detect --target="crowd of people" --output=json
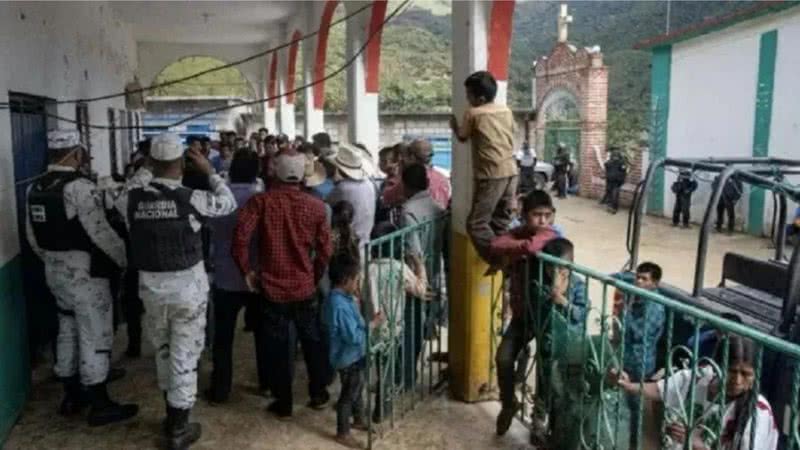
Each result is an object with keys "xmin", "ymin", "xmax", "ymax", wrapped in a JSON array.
[
  {"xmin": 24, "ymin": 68, "xmax": 778, "ymax": 450},
  {"xmin": 27, "ymin": 115, "xmax": 453, "ymax": 448}
]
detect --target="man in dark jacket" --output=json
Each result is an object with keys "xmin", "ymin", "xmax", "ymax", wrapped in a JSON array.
[
  {"xmin": 714, "ymin": 175, "xmax": 743, "ymax": 234},
  {"xmin": 602, "ymin": 149, "xmax": 627, "ymax": 214},
  {"xmin": 671, "ymin": 169, "xmax": 698, "ymax": 228},
  {"xmin": 552, "ymin": 145, "xmax": 572, "ymax": 199}
]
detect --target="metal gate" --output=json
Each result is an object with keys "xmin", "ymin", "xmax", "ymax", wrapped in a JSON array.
[
  {"xmin": 2, "ymin": 93, "xmax": 52, "ymax": 442},
  {"xmin": 544, "ymin": 121, "xmax": 581, "ymax": 173}
]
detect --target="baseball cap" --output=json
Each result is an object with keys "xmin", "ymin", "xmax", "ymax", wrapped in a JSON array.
[
  {"xmin": 274, "ymin": 149, "xmax": 306, "ymax": 183},
  {"xmin": 150, "ymin": 132, "xmax": 184, "ymax": 161}
]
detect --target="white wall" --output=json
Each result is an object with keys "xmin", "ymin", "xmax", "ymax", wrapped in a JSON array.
[
  {"xmin": 765, "ymin": 12, "xmax": 800, "ymax": 230},
  {"xmin": 0, "ymin": 2, "xmax": 138, "ymax": 265},
  {"xmin": 664, "ymin": 8, "xmax": 800, "ymax": 232}
]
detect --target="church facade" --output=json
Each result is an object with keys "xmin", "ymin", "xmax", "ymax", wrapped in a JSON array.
[{"xmin": 637, "ymin": 2, "xmax": 800, "ymax": 236}]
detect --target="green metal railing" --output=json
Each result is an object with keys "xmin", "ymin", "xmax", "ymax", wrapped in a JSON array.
[
  {"xmin": 362, "ymin": 213, "xmax": 449, "ymax": 449},
  {"xmin": 492, "ymin": 251, "xmax": 800, "ymax": 450}
]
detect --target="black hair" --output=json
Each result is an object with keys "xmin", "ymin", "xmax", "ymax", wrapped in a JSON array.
[
  {"xmin": 542, "ymin": 238, "xmax": 574, "ymax": 261},
  {"xmin": 402, "ymin": 163, "xmax": 429, "ymax": 192},
  {"xmin": 258, "ymin": 127, "xmax": 268, "ymax": 134},
  {"xmin": 379, "ymin": 146, "xmax": 398, "ymax": 159},
  {"xmin": 229, "ymin": 150, "xmax": 260, "ymax": 183},
  {"xmin": 464, "ymin": 70, "xmax": 498, "ymax": 103},
  {"xmin": 636, "ymin": 262, "xmax": 662, "ymax": 282},
  {"xmin": 186, "ymin": 135, "xmax": 202, "ymax": 145},
  {"xmin": 312, "ymin": 132, "xmax": 332, "ymax": 148},
  {"xmin": 329, "ymin": 252, "xmax": 361, "ymax": 288},
  {"xmin": 201, "ymin": 136, "xmax": 211, "ymax": 143},
  {"xmin": 521, "ymin": 189, "xmax": 555, "ymax": 214},
  {"xmin": 713, "ymin": 335, "xmax": 759, "ymax": 449},
  {"xmin": 538, "ymin": 238, "xmax": 574, "ymax": 284},
  {"xmin": 332, "ymin": 201, "xmax": 359, "ymax": 260},
  {"xmin": 137, "ymin": 139, "xmax": 151, "ymax": 156}
]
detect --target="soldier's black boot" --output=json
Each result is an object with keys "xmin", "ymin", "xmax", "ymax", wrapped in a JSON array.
[
  {"xmin": 58, "ymin": 376, "xmax": 89, "ymax": 416},
  {"xmin": 86, "ymin": 382, "xmax": 139, "ymax": 426},
  {"xmin": 166, "ymin": 406, "xmax": 202, "ymax": 450}
]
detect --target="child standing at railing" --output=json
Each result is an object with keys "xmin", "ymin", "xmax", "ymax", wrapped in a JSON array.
[
  {"xmin": 490, "ymin": 190, "xmax": 584, "ymax": 444},
  {"xmin": 613, "ymin": 335, "xmax": 779, "ymax": 450},
  {"xmin": 615, "ymin": 262, "xmax": 666, "ymax": 450},
  {"xmin": 323, "ymin": 253, "xmax": 375, "ymax": 449}
]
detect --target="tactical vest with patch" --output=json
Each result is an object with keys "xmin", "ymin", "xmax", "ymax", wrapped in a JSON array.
[
  {"xmin": 28, "ymin": 171, "xmax": 94, "ymax": 252},
  {"xmin": 128, "ymin": 183, "xmax": 203, "ymax": 272}
]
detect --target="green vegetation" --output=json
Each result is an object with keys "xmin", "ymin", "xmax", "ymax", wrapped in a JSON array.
[
  {"xmin": 152, "ymin": 1, "xmax": 755, "ymax": 147},
  {"xmin": 151, "ymin": 56, "xmax": 253, "ymax": 98}
]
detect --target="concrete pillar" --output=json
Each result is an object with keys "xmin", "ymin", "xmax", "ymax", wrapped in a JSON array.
[
  {"xmin": 448, "ymin": 0, "xmax": 494, "ymax": 403},
  {"xmin": 304, "ymin": 2, "xmax": 326, "ymax": 137},
  {"xmin": 345, "ymin": 0, "xmax": 380, "ymax": 154},
  {"xmin": 447, "ymin": 0, "xmax": 517, "ymax": 403},
  {"xmin": 278, "ymin": 46, "xmax": 296, "ymax": 138},
  {"xmin": 264, "ymin": 52, "xmax": 278, "ymax": 133}
]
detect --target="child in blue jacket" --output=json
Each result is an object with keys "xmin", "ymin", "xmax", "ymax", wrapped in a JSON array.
[{"xmin": 323, "ymin": 253, "xmax": 370, "ymax": 448}]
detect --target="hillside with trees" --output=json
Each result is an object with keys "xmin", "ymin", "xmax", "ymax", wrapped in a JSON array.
[{"xmin": 152, "ymin": 1, "xmax": 755, "ymax": 147}]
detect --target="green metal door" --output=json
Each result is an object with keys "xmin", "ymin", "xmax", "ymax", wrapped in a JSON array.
[{"xmin": 544, "ymin": 121, "xmax": 581, "ymax": 173}]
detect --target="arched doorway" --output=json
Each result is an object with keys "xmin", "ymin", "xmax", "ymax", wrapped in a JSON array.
[
  {"xmin": 147, "ymin": 56, "xmax": 257, "ymax": 137},
  {"xmin": 541, "ymin": 88, "xmax": 582, "ymax": 174},
  {"xmin": 533, "ymin": 39, "xmax": 608, "ymax": 196}
]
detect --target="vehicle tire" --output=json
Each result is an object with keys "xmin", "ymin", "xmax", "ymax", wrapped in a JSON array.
[{"xmin": 533, "ymin": 173, "xmax": 547, "ymax": 190}]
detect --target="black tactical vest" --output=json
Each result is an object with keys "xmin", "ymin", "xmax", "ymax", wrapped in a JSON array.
[
  {"xmin": 28, "ymin": 171, "xmax": 94, "ymax": 252},
  {"xmin": 128, "ymin": 183, "xmax": 204, "ymax": 272}
]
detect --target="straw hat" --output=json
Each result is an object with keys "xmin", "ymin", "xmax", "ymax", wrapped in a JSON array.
[{"xmin": 328, "ymin": 144, "xmax": 366, "ymax": 181}]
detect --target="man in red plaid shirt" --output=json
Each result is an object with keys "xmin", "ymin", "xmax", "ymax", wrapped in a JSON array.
[{"xmin": 233, "ymin": 148, "xmax": 333, "ymax": 419}]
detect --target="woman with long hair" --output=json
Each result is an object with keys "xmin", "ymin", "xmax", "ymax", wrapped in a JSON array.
[{"xmin": 614, "ymin": 334, "xmax": 778, "ymax": 450}]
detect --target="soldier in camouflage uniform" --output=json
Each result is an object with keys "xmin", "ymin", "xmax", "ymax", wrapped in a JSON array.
[
  {"xmin": 25, "ymin": 129, "xmax": 139, "ymax": 426},
  {"xmin": 115, "ymin": 132, "xmax": 236, "ymax": 449}
]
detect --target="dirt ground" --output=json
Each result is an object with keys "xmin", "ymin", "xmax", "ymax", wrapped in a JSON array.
[{"xmin": 4, "ymin": 196, "xmax": 775, "ymax": 450}]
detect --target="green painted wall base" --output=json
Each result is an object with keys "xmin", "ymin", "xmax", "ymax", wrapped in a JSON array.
[{"xmin": 0, "ymin": 255, "xmax": 29, "ymax": 444}]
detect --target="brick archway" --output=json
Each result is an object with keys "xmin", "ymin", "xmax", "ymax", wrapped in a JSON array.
[{"xmin": 534, "ymin": 43, "xmax": 608, "ymax": 197}]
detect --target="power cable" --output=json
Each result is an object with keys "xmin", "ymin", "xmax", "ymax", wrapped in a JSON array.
[
  {"xmin": 2, "ymin": 0, "xmax": 412, "ymax": 193},
  {"xmin": 12, "ymin": 0, "xmax": 410, "ymax": 132},
  {"xmin": 171, "ymin": 0, "xmax": 411, "ymax": 128},
  {"xmin": 0, "ymin": 2, "xmax": 373, "ymax": 108}
]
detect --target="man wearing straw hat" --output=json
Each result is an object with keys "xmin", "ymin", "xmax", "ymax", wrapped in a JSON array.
[
  {"xmin": 26, "ymin": 129, "xmax": 139, "ymax": 426},
  {"xmin": 326, "ymin": 144, "xmax": 377, "ymax": 250}
]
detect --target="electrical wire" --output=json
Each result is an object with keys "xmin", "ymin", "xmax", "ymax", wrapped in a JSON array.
[
  {"xmin": 1, "ymin": 0, "xmax": 412, "ymax": 194},
  {"xmin": 0, "ymin": 2, "xmax": 373, "ymax": 108},
  {"xmin": 12, "ymin": 0, "xmax": 410, "ymax": 132}
]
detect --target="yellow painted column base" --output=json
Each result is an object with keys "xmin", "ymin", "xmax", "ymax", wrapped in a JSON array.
[{"xmin": 448, "ymin": 231, "xmax": 503, "ymax": 402}]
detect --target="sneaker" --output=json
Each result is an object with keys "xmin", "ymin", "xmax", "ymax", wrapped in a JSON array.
[
  {"xmin": 267, "ymin": 400, "xmax": 292, "ymax": 420},
  {"xmin": 307, "ymin": 393, "xmax": 331, "ymax": 410},
  {"xmin": 335, "ymin": 433, "xmax": 363, "ymax": 449},
  {"xmin": 495, "ymin": 402, "xmax": 520, "ymax": 436}
]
